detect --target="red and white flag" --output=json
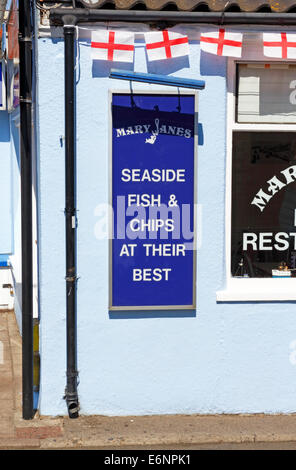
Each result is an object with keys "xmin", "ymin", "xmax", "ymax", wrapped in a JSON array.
[
  {"xmin": 145, "ymin": 31, "xmax": 189, "ymax": 61},
  {"xmin": 263, "ymin": 32, "xmax": 296, "ymax": 59},
  {"xmin": 91, "ymin": 30, "xmax": 134, "ymax": 62},
  {"xmin": 200, "ymin": 29, "xmax": 243, "ymax": 57}
]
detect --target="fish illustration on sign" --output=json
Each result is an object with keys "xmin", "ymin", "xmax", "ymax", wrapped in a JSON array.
[{"xmin": 145, "ymin": 118, "xmax": 159, "ymax": 145}]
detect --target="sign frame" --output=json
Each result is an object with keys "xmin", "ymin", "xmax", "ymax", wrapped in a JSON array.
[
  {"xmin": 108, "ymin": 90, "xmax": 198, "ymax": 311},
  {"xmin": 0, "ymin": 60, "xmax": 6, "ymax": 111}
]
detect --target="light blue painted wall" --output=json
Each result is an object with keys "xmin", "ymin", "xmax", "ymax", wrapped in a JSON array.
[
  {"xmin": 0, "ymin": 111, "xmax": 13, "ymax": 254},
  {"xmin": 0, "ymin": 110, "xmax": 21, "ymax": 329},
  {"xmin": 37, "ymin": 28, "xmax": 296, "ymax": 416},
  {"xmin": 9, "ymin": 111, "xmax": 22, "ymax": 330}
]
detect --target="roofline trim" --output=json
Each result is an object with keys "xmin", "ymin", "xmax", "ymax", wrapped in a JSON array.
[{"xmin": 50, "ymin": 8, "xmax": 296, "ymax": 25}]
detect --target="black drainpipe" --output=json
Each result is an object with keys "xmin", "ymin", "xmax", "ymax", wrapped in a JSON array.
[
  {"xmin": 19, "ymin": 0, "xmax": 34, "ymax": 420},
  {"xmin": 52, "ymin": 8, "xmax": 295, "ymax": 419},
  {"xmin": 63, "ymin": 15, "xmax": 79, "ymax": 419}
]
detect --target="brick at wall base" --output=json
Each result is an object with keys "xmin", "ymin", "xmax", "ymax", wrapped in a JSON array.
[{"xmin": 15, "ymin": 426, "xmax": 63, "ymax": 439}]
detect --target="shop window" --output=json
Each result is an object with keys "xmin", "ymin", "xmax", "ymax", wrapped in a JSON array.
[
  {"xmin": 232, "ymin": 64, "xmax": 296, "ymax": 279},
  {"xmin": 232, "ymin": 132, "xmax": 296, "ymax": 278},
  {"xmin": 237, "ymin": 63, "xmax": 296, "ymax": 123}
]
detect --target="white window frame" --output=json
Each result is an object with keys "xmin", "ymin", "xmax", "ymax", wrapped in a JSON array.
[{"xmin": 217, "ymin": 48, "xmax": 296, "ymax": 302}]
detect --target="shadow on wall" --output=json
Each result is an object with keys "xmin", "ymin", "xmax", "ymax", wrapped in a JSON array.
[
  {"xmin": 91, "ymin": 40, "xmax": 190, "ymax": 78},
  {"xmin": 11, "ymin": 269, "xmax": 22, "ymax": 333},
  {"xmin": 145, "ymin": 54, "xmax": 190, "ymax": 75},
  {"xmin": 200, "ymin": 50, "xmax": 227, "ymax": 77},
  {"xmin": 90, "ymin": 39, "xmax": 226, "ymax": 79},
  {"xmin": 10, "ymin": 114, "xmax": 20, "ymax": 167},
  {"xmin": 0, "ymin": 112, "xmax": 10, "ymax": 141},
  {"xmin": 92, "ymin": 59, "xmax": 134, "ymax": 78},
  {"xmin": 92, "ymin": 56, "xmax": 190, "ymax": 78},
  {"xmin": 109, "ymin": 309, "xmax": 196, "ymax": 319},
  {"xmin": 197, "ymin": 122, "xmax": 204, "ymax": 146},
  {"xmin": 71, "ymin": 38, "xmax": 226, "ymax": 79}
]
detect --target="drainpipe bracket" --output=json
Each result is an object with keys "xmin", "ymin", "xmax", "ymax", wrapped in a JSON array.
[
  {"xmin": 66, "ymin": 370, "xmax": 79, "ymax": 378},
  {"xmin": 64, "ymin": 386, "xmax": 80, "ymax": 419},
  {"xmin": 64, "ymin": 208, "xmax": 77, "ymax": 214},
  {"xmin": 19, "ymin": 37, "xmax": 33, "ymax": 42},
  {"xmin": 65, "ymin": 275, "xmax": 77, "ymax": 282},
  {"xmin": 20, "ymin": 98, "xmax": 33, "ymax": 104},
  {"xmin": 62, "ymin": 14, "xmax": 77, "ymax": 27}
]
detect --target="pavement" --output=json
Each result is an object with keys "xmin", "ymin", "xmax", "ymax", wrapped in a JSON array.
[{"xmin": 1, "ymin": 310, "xmax": 296, "ymax": 450}]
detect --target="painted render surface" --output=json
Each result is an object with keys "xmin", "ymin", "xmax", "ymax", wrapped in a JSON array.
[
  {"xmin": 0, "ymin": 111, "xmax": 13, "ymax": 255},
  {"xmin": 37, "ymin": 25, "xmax": 296, "ymax": 416},
  {"xmin": 9, "ymin": 111, "xmax": 22, "ymax": 327},
  {"xmin": 0, "ymin": 110, "xmax": 21, "ymax": 316}
]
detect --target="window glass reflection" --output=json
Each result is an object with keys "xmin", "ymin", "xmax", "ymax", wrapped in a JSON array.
[{"xmin": 232, "ymin": 132, "xmax": 296, "ymax": 278}]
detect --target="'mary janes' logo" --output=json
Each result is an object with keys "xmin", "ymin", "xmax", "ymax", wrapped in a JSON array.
[{"xmin": 116, "ymin": 118, "xmax": 192, "ymax": 145}]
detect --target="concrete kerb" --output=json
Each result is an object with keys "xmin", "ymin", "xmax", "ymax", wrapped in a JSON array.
[
  {"xmin": 31, "ymin": 413, "xmax": 296, "ymax": 449},
  {"xmin": 3, "ymin": 310, "xmax": 296, "ymax": 449}
]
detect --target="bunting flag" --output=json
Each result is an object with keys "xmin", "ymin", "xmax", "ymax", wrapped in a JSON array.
[
  {"xmin": 89, "ymin": 28, "xmax": 296, "ymax": 64},
  {"xmin": 144, "ymin": 31, "xmax": 189, "ymax": 61},
  {"xmin": 263, "ymin": 32, "xmax": 296, "ymax": 59},
  {"xmin": 91, "ymin": 30, "xmax": 135, "ymax": 62},
  {"xmin": 200, "ymin": 28, "xmax": 243, "ymax": 57}
]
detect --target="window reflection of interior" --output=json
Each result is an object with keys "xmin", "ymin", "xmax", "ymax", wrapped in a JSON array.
[
  {"xmin": 231, "ymin": 132, "xmax": 296, "ymax": 278},
  {"xmin": 237, "ymin": 63, "xmax": 296, "ymax": 124}
]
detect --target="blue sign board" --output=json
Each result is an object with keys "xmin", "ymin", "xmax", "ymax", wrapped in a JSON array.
[{"xmin": 111, "ymin": 93, "xmax": 197, "ymax": 310}]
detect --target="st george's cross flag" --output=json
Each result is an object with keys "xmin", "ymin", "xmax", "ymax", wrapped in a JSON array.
[
  {"xmin": 263, "ymin": 32, "xmax": 296, "ymax": 59},
  {"xmin": 144, "ymin": 31, "xmax": 189, "ymax": 61},
  {"xmin": 91, "ymin": 30, "xmax": 135, "ymax": 62},
  {"xmin": 200, "ymin": 28, "xmax": 243, "ymax": 57}
]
